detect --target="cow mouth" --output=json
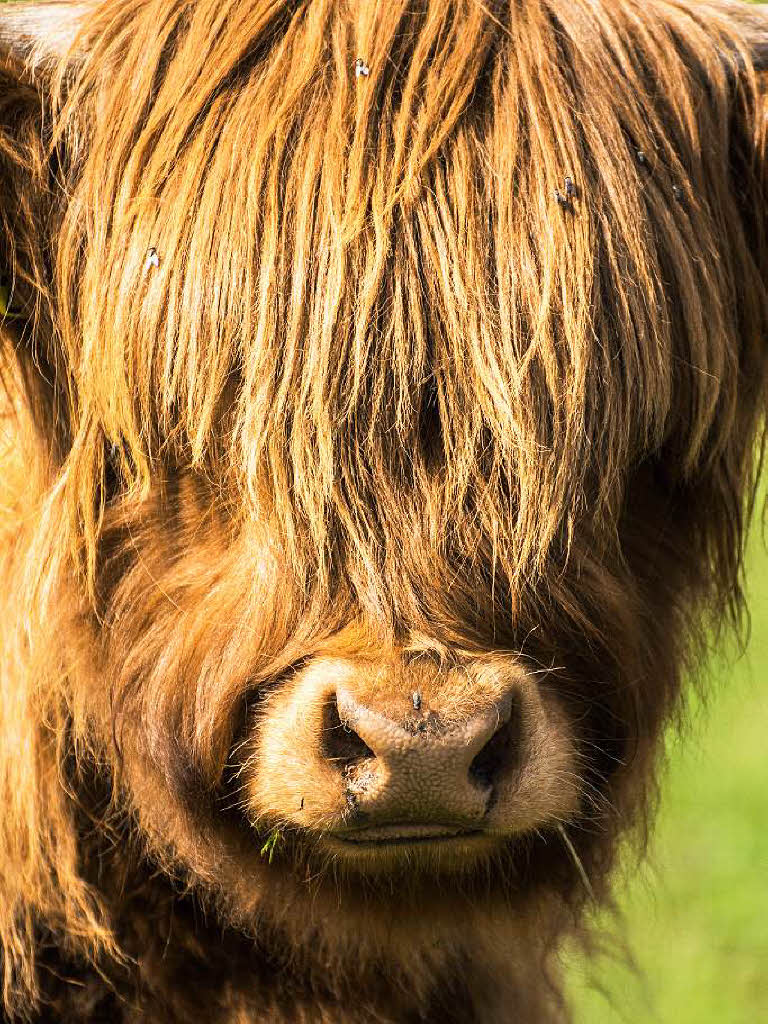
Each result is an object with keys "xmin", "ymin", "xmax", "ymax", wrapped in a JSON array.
[{"xmin": 328, "ymin": 823, "xmax": 485, "ymax": 846}]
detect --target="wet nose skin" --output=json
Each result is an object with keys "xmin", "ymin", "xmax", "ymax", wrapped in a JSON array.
[{"xmin": 331, "ymin": 687, "xmax": 516, "ymax": 825}]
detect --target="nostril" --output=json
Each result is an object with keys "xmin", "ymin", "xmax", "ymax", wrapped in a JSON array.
[
  {"xmin": 469, "ymin": 704, "xmax": 522, "ymax": 789},
  {"xmin": 321, "ymin": 693, "xmax": 375, "ymax": 772}
]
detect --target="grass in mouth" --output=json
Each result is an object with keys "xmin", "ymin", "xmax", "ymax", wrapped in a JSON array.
[{"xmin": 260, "ymin": 828, "xmax": 284, "ymax": 864}]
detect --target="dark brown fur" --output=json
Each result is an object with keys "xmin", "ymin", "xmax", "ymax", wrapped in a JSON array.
[{"xmin": 1, "ymin": 0, "xmax": 767, "ymax": 1020}]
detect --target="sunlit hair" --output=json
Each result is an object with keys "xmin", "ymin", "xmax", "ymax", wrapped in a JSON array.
[{"xmin": 1, "ymin": 0, "xmax": 767, "ymax": 1017}]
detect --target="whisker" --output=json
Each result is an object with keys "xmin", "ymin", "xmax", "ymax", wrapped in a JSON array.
[{"xmin": 556, "ymin": 824, "xmax": 596, "ymax": 903}]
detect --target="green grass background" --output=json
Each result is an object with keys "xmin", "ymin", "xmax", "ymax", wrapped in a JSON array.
[{"xmin": 567, "ymin": 480, "xmax": 768, "ymax": 1023}]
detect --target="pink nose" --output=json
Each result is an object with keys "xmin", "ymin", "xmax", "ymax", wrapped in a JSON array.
[{"xmin": 323, "ymin": 687, "xmax": 521, "ymax": 828}]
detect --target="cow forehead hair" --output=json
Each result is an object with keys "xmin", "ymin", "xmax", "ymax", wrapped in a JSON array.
[{"xmin": 3, "ymin": 0, "xmax": 768, "ymax": 612}]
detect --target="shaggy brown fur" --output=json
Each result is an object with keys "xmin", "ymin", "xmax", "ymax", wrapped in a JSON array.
[{"xmin": 1, "ymin": 0, "xmax": 768, "ymax": 1020}]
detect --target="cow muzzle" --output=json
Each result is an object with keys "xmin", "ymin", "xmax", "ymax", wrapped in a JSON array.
[{"xmin": 245, "ymin": 652, "xmax": 580, "ymax": 862}]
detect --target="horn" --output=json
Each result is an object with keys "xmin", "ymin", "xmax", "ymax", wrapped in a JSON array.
[{"xmin": 0, "ymin": 1, "xmax": 90, "ymax": 74}]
